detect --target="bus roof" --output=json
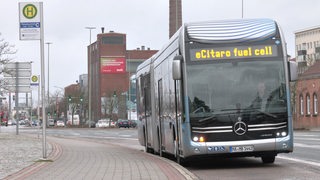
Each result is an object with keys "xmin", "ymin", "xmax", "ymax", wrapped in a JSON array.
[{"xmin": 185, "ymin": 18, "xmax": 277, "ymax": 43}]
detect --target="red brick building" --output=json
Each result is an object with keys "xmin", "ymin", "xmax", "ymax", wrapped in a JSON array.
[
  {"xmin": 295, "ymin": 61, "xmax": 320, "ymax": 129},
  {"xmin": 88, "ymin": 31, "xmax": 157, "ymax": 121}
]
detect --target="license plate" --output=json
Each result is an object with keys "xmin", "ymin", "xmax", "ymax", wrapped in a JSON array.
[{"xmin": 230, "ymin": 145, "xmax": 254, "ymax": 153}]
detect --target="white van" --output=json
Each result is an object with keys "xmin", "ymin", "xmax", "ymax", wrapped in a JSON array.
[{"xmin": 48, "ymin": 119, "xmax": 55, "ymax": 127}]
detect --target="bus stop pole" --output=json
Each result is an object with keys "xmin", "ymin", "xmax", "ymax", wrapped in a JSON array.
[{"xmin": 40, "ymin": 2, "xmax": 47, "ymax": 159}]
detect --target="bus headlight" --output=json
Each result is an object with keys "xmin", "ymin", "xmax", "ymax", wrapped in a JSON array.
[
  {"xmin": 193, "ymin": 136, "xmax": 199, "ymax": 142},
  {"xmin": 193, "ymin": 136, "xmax": 205, "ymax": 142},
  {"xmin": 281, "ymin": 131, "xmax": 287, "ymax": 137},
  {"xmin": 276, "ymin": 131, "xmax": 287, "ymax": 137}
]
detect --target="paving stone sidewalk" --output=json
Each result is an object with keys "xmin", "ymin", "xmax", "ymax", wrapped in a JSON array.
[{"xmin": 0, "ymin": 131, "xmax": 51, "ymax": 179}]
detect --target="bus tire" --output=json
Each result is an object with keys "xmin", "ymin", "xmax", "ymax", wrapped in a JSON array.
[
  {"xmin": 261, "ymin": 156, "xmax": 275, "ymax": 164},
  {"xmin": 175, "ymin": 142, "xmax": 183, "ymax": 165},
  {"xmin": 158, "ymin": 128, "xmax": 163, "ymax": 157},
  {"xmin": 144, "ymin": 129, "xmax": 153, "ymax": 153}
]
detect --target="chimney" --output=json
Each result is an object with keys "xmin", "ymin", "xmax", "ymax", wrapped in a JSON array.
[
  {"xmin": 169, "ymin": 0, "xmax": 182, "ymax": 38},
  {"xmin": 141, "ymin": 46, "xmax": 145, "ymax": 50},
  {"xmin": 101, "ymin": 27, "xmax": 104, "ymax": 33}
]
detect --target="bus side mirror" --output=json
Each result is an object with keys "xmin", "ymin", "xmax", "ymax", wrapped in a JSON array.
[
  {"xmin": 172, "ymin": 55, "xmax": 183, "ymax": 80},
  {"xmin": 288, "ymin": 61, "xmax": 297, "ymax": 81}
]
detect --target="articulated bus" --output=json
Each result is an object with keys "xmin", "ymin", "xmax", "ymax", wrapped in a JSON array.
[{"xmin": 136, "ymin": 19, "xmax": 297, "ymax": 165}]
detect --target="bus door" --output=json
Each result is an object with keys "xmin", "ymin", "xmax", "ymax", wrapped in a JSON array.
[
  {"xmin": 174, "ymin": 80, "xmax": 182, "ymax": 155},
  {"xmin": 158, "ymin": 79, "xmax": 165, "ymax": 153}
]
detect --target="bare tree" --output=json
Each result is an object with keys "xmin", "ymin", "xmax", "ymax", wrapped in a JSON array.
[
  {"xmin": 0, "ymin": 34, "xmax": 16, "ymax": 63},
  {"xmin": 67, "ymin": 85, "xmax": 84, "ymax": 125},
  {"xmin": 0, "ymin": 33, "xmax": 17, "ymax": 90},
  {"xmin": 48, "ymin": 90, "xmax": 65, "ymax": 119},
  {"xmin": 101, "ymin": 91, "xmax": 120, "ymax": 127}
]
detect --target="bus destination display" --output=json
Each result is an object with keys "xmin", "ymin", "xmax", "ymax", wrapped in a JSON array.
[{"xmin": 190, "ymin": 45, "xmax": 278, "ymax": 61}]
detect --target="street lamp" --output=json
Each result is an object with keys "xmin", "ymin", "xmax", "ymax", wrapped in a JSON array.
[
  {"xmin": 242, "ymin": 0, "xmax": 244, "ymax": 18},
  {"xmin": 85, "ymin": 27, "xmax": 96, "ymax": 128},
  {"xmin": 46, "ymin": 42, "xmax": 52, "ymax": 118}
]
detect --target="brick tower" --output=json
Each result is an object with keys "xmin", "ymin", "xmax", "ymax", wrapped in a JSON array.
[{"xmin": 169, "ymin": 0, "xmax": 182, "ymax": 38}]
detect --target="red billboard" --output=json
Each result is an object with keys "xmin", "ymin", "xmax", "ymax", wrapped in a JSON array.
[{"xmin": 100, "ymin": 57, "xmax": 126, "ymax": 74}]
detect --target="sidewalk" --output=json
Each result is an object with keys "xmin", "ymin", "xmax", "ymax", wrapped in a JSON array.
[
  {"xmin": 0, "ymin": 128, "xmax": 198, "ymax": 180},
  {"xmin": 0, "ymin": 131, "xmax": 52, "ymax": 179}
]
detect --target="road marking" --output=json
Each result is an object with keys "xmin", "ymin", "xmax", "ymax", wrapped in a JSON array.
[
  {"xmin": 294, "ymin": 143, "xmax": 320, "ymax": 149},
  {"xmin": 278, "ymin": 156, "xmax": 320, "ymax": 167},
  {"xmin": 294, "ymin": 137, "xmax": 320, "ymax": 141}
]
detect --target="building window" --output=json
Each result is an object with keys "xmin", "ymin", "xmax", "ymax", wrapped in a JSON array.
[
  {"xmin": 314, "ymin": 93, "xmax": 318, "ymax": 115},
  {"xmin": 101, "ymin": 36, "xmax": 124, "ymax": 45},
  {"xmin": 306, "ymin": 94, "xmax": 311, "ymax": 115},
  {"xmin": 300, "ymin": 95, "xmax": 304, "ymax": 115}
]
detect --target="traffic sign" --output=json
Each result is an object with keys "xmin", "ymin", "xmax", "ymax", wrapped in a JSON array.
[
  {"xmin": 31, "ymin": 75, "xmax": 38, "ymax": 82},
  {"xmin": 3, "ymin": 70, "xmax": 31, "ymax": 77},
  {"xmin": 5, "ymin": 62, "xmax": 31, "ymax": 69},
  {"xmin": 4, "ymin": 78, "xmax": 31, "ymax": 86},
  {"xmin": 3, "ymin": 62, "xmax": 32, "ymax": 93},
  {"xmin": 30, "ymin": 75, "xmax": 39, "ymax": 86},
  {"xmin": 19, "ymin": 2, "xmax": 42, "ymax": 40},
  {"xmin": 5, "ymin": 86, "xmax": 31, "ymax": 93}
]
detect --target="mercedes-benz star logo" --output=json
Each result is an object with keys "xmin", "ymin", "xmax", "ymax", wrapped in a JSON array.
[{"xmin": 234, "ymin": 121, "xmax": 247, "ymax": 135}]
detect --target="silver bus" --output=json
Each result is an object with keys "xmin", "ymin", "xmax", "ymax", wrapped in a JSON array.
[{"xmin": 136, "ymin": 19, "xmax": 297, "ymax": 165}]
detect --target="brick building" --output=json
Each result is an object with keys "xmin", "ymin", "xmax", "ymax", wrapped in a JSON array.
[
  {"xmin": 88, "ymin": 31, "xmax": 157, "ymax": 122},
  {"xmin": 294, "ymin": 25, "xmax": 320, "ymax": 129},
  {"xmin": 295, "ymin": 61, "xmax": 320, "ymax": 129}
]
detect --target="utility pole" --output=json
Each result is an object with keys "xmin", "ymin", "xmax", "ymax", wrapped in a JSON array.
[
  {"xmin": 46, "ymin": 42, "xmax": 52, "ymax": 118},
  {"xmin": 85, "ymin": 27, "xmax": 96, "ymax": 128}
]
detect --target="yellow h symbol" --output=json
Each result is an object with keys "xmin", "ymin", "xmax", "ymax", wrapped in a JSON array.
[{"xmin": 23, "ymin": 4, "xmax": 37, "ymax": 19}]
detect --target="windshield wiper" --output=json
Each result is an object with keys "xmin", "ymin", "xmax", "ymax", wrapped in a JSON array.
[
  {"xmin": 249, "ymin": 108, "xmax": 278, "ymax": 118},
  {"xmin": 198, "ymin": 115, "xmax": 217, "ymax": 123}
]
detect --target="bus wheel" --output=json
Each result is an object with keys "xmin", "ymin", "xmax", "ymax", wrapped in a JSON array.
[
  {"xmin": 144, "ymin": 134, "xmax": 152, "ymax": 153},
  {"xmin": 175, "ymin": 140, "xmax": 188, "ymax": 166},
  {"xmin": 261, "ymin": 156, "xmax": 275, "ymax": 164},
  {"xmin": 174, "ymin": 140, "xmax": 180, "ymax": 161},
  {"xmin": 158, "ymin": 130, "xmax": 163, "ymax": 157}
]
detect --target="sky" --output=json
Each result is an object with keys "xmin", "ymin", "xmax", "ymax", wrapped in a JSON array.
[{"xmin": 1, "ymin": 0, "xmax": 320, "ymax": 98}]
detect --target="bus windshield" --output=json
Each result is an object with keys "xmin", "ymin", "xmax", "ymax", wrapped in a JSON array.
[{"xmin": 186, "ymin": 59, "xmax": 287, "ymax": 122}]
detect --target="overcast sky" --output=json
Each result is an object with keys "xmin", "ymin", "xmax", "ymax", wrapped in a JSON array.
[{"xmin": 1, "ymin": 0, "xmax": 320, "ymax": 96}]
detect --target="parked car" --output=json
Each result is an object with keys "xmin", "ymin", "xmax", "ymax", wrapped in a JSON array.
[
  {"xmin": 117, "ymin": 119, "xmax": 130, "ymax": 128},
  {"xmin": 109, "ymin": 121, "xmax": 116, "ymax": 128},
  {"xmin": 48, "ymin": 119, "xmax": 55, "ymax": 127},
  {"xmin": 96, "ymin": 119, "xmax": 109, "ymax": 128},
  {"xmin": 129, "ymin": 120, "xmax": 138, "ymax": 128},
  {"xmin": 7, "ymin": 120, "xmax": 13, "ymax": 126},
  {"xmin": 85, "ymin": 120, "xmax": 96, "ymax": 128},
  {"xmin": 56, "ymin": 120, "xmax": 65, "ymax": 127}
]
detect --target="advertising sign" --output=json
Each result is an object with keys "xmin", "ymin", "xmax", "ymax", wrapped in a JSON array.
[
  {"xmin": 100, "ymin": 57, "xmax": 126, "ymax": 74},
  {"xmin": 19, "ymin": 2, "xmax": 42, "ymax": 40}
]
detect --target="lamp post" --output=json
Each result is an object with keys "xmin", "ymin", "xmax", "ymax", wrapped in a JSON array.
[
  {"xmin": 242, "ymin": 0, "xmax": 244, "ymax": 18},
  {"xmin": 46, "ymin": 42, "xmax": 52, "ymax": 118},
  {"xmin": 85, "ymin": 27, "xmax": 96, "ymax": 128}
]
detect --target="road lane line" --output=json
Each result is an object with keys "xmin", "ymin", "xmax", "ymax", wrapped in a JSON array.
[{"xmin": 278, "ymin": 156, "xmax": 320, "ymax": 167}]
